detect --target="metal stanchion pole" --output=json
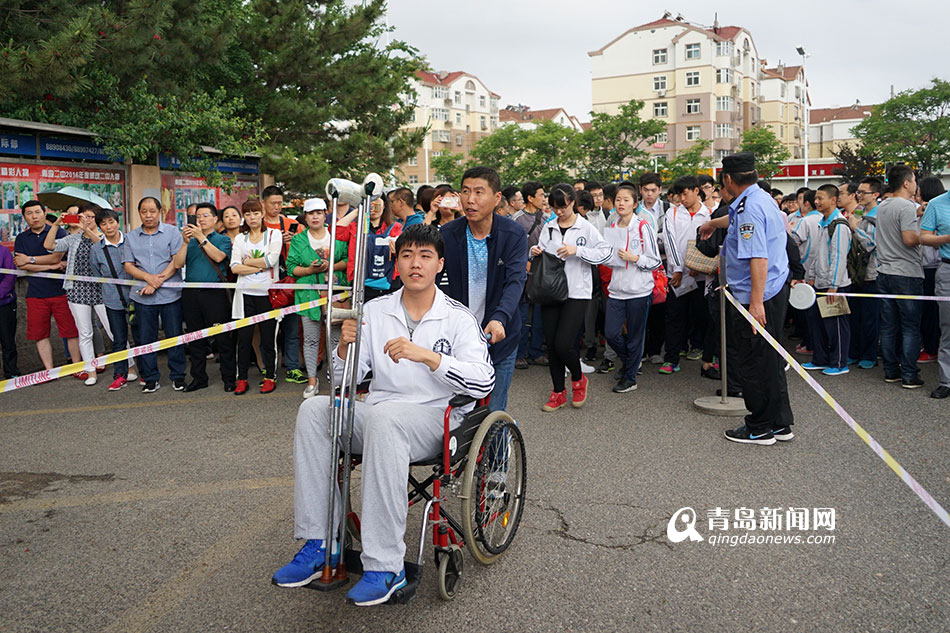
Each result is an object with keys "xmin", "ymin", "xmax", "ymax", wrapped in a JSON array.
[{"xmin": 694, "ymin": 248, "xmax": 748, "ymax": 416}]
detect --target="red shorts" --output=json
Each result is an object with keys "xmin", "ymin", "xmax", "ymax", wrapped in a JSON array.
[{"xmin": 26, "ymin": 295, "xmax": 79, "ymax": 341}]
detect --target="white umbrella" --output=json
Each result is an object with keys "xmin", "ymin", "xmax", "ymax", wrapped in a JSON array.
[{"xmin": 37, "ymin": 186, "xmax": 113, "ymax": 210}]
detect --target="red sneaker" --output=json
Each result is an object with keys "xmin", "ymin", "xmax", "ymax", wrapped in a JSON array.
[
  {"xmin": 260, "ymin": 378, "xmax": 276, "ymax": 394},
  {"xmin": 918, "ymin": 351, "xmax": 938, "ymax": 363},
  {"xmin": 234, "ymin": 379, "xmax": 249, "ymax": 395},
  {"xmin": 95, "ymin": 366, "xmax": 106, "ymax": 374},
  {"xmin": 107, "ymin": 376, "xmax": 128, "ymax": 391},
  {"xmin": 794, "ymin": 345, "xmax": 813, "ymax": 355},
  {"xmin": 571, "ymin": 375, "xmax": 588, "ymax": 408},
  {"xmin": 73, "ymin": 371, "xmax": 89, "ymax": 380},
  {"xmin": 541, "ymin": 390, "xmax": 567, "ymax": 412}
]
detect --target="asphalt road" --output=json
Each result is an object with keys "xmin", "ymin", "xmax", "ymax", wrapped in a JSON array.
[{"xmin": 1, "ymin": 339, "xmax": 948, "ymax": 633}]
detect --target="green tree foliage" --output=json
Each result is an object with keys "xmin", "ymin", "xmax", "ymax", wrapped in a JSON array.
[
  {"xmin": 853, "ymin": 79, "xmax": 950, "ymax": 176},
  {"xmin": 740, "ymin": 126, "xmax": 791, "ymax": 181},
  {"xmin": 831, "ymin": 143, "xmax": 883, "ymax": 181},
  {"xmin": 430, "ymin": 152, "xmax": 466, "ymax": 186},
  {"xmin": 467, "ymin": 120, "xmax": 581, "ymax": 187},
  {"xmin": 578, "ymin": 100, "xmax": 667, "ymax": 183},
  {"xmin": 662, "ymin": 139, "xmax": 713, "ymax": 183},
  {"xmin": 0, "ymin": 1, "xmax": 424, "ymax": 191}
]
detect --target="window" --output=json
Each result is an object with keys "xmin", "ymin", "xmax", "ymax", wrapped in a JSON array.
[
  {"xmin": 653, "ymin": 101, "xmax": 668, "ymax": 117},
  {"xmin": 479, "ymin": 95, "xmax": 486, "ymax": 107},
  {"xmin": 408, "ymin": 175, "xmax": 419, "ymax": 184},
  {"xmin": 716, "ymin": 41, "xmax": 734, "ymax": 56},
  {"xmin": 456, "ymin": 133, "xmax": 463, "ymax": 146},
  {"xmin": 465, "ymin": 80, "xmax": 476, "ymax": 91},
  {"xmin": 653, "ymin": 48, "xmax": 668, "ymax": 64},
  {"xmin": 653, "ymin": 75, "xmax": 667, "ymax": 91},
  {"xmin": 795, "ymin": 86, "xmax": 801, "ymax": 99},
  {"xmin": 716, "ymin": 68, "xmax": 734, "ymax": 84},
  {"xmin": 751, "ymin": 82, "xmax": 756, "ymax": 99},
  {"xmin": 716, "ymin": 123, "xmax": 734, "ymax": 138},
  {"xmin": 433, "ymin": 130, "xmax": 450, "ymax": 142},
  {"xmin": 408, "ymin": 156, "xmax": 418, "ymax": 166},
  {"xmin": 432, "ymin": 151, "xmax": 443, "ymax": 158},
  {"xmin": 780, "ymin": 125, "xmax": 785, "ymax": 138},
  {"xmin": 686, "ymin": 99, "xmax": 701, "ymax": 114},
  {"xmin": 780, "ymin": 83, "xmax": 787, "ymax": 98},
  {"xmin": 655, "ymin": 132, "xmax": 668, "ymax": 143},
  {"xmin": 794, "ymin": 105, "xmax": 800, "ymax": 120},
  {"xmin": 716, "ymin": 96, "xmax": 734, "ymax": 111},
  {"xmin": 480, "ymin": 115, "xmax": 487, "ymax": 129},
  {"xmin": 685, "ymin": 43, "xmax": 701, "ymax": 60},
  {"xmin": 716, "ymin": 149, "xmax": 731, "ymax": 162},
  {"xmin": 686, "ymin": 71, "xmax": 700, "ymax": 86},
  {"xmin": 686, "ymin": 126, "xmax": 701, "ymax": 141},
  {"xmin": 655, "ymin": 154, "xmax": 668, "ymax": 163},
  {"xmin": 432, "ymin": 108, "xmax": 449, "ymax": 121},
  {"xmin": 793, "ymin": 147, "xmax": 801, "ymax": 159},
  {"xmin": 432, "ymin": 86, "xmax": 448, "ymax": 100},
  {"xmin": 780, "ymin": 104, "xmax": 785, "ymax": 118},
  {"xmin": 454, "ymin": 91, "xmax": 461, "ymax": 104},
  {"xmin": 794, "ymin": 126, "xmax": 801, "ymax": 138},
  {"xmin": 455, "ymin": 112, "xmax": 462, "ymax": 124}
]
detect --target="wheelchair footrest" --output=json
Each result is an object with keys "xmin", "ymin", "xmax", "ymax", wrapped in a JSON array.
[{"xmin": 313, "ymin": 548, "xmax": 422, "ymax": 604}]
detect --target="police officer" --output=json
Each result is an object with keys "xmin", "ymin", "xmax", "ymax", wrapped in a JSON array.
[{"xmin": 702, "ymin": 152, "xmax": 794, "ymax": 445}]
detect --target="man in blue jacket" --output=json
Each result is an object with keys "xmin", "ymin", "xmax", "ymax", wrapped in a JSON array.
[{"xmin": 440, "ymin": 166, "xmax": 528, "ymax": 411}]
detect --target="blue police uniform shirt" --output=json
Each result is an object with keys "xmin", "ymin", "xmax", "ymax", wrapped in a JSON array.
[{"xmin": 723, "ymin": 184, "xmax": 789, "ymax": 304}]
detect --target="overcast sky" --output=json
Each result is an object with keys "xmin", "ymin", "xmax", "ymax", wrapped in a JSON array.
[{"xmin": 384, "ymin": 0, "xmax": 948, "ymax": 120}]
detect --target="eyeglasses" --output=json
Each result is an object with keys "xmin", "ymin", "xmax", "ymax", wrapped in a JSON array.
[
  {"xmin": 196, "ymin": 213, "xmax": 215, "ymax": 219},
  {"xmin": 856, "ymin": 190, "xmax": 874, "ymax": 196}
]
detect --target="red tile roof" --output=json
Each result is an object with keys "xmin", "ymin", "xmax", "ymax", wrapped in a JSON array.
[
  {"xmin": 589, "ymin": 16, "xmax": 748, "ymax": 56},
  {"xmin": 763, "ymin": 65, "xmax": 803, "ymax": 81},
  {"xmin": 414, "ymin": 70, "xmax": 500, "ymax": 99},
  {"xmin": 809, "ymin": 104, "xmax": 876, "ymax": 124}
]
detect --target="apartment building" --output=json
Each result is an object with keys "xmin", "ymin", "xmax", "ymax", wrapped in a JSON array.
[
  {"xmin": 808, "ymin": 103, "xmax": 875, "ymax": 159},
  {"xmin": 589, "ymin": 15, "xmax": 762, "ymax": 166},
  {"xmin": 498, "ymin": 105, "xmax": 585, "ymax": 132},
  {"xmin": 397, "ymin": 70, "xmax": 500, "ymax": 186},
  {"xmin": 760, "ymin": 64, "xmax": 807, "ymax": 159}
]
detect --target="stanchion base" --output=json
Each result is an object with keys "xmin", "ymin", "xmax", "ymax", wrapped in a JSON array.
[{"xmin": 693, "ymin": 396, "xmax": 749, "ymax": 416}]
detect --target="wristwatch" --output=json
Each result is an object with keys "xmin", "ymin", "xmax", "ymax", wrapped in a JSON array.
[
  {"xmin": 29, "ymin": 256, "xmax": 36, "ymax": 264},
  {"xmin": 200, "ymin": 238, "xmax": 209, "ymax": 247}
]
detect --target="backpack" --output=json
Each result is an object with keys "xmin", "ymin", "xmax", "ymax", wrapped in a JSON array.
[
  {"xmin": 639, "ymin": 220, "xmax": 668, "ymax": 304},
  {"xmin": 828, "ymin": 216, "xmax": 873, "ymax": 284}
]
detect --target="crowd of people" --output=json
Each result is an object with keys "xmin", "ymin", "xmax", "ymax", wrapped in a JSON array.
[{"xmin": 1, "ymin": 163, "xmax": 949, "ymax": 406}]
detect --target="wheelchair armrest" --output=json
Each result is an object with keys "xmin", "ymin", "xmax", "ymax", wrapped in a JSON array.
[{"xmin": 448, "ymin": 394, "xmax": 477, "ymax": 409}]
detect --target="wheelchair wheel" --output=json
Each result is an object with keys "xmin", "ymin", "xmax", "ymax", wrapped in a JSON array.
[
  {"xmin": 437, "ymin": 544, "xmax": 464, "ymax": 601},
  {"xmin": 460, "ymin": 411, "xmax": 526, "ymax": 565}
]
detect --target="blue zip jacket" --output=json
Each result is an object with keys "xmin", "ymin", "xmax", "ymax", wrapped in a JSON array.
[{"xmin": 439, "ymin": 214, "xmax": 528, "ymax": 363}]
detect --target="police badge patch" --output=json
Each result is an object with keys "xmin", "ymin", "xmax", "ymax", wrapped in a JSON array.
[
  {"xmin": 739, "ymin": 223, "xmax": 755, "ymax": 240},
  {"xmin": 432, "ymin": 338, "xmax": 452, "ymax": 355}
]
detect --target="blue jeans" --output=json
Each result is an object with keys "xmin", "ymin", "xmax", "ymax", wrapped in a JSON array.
[
  {"xmin": 105, "ymin": 307, "xmax": 132, "ymax": 379},
  {"xmin": 605, "ymin": 295, "xmax": 652, "ymax": 381},
  {"xmin": 281, "ymin": 315, "xmax": 300, "ymax": 371},
  {"xmin": 489, "ymin": 349, "xmax": 517, "ymax": 412},
  {"xmin": 134, "ymin": 299, "xmax": 186, "ymax": 383},
  {"xmin": 517, "ymin": 302, "xmax": 544, "ymax": 360},
  {"xmin": 877, "ymin": 273, "xmax": 923, "ymax": 381}
]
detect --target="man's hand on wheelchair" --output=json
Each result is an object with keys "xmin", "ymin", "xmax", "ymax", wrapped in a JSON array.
[
  {"xmin": 383, "ymin": 337, "xmax": 442, "ymax": 372},
  {"xmin": 483, "ymin": 320, "xmax": 505, "ymax": 344}
]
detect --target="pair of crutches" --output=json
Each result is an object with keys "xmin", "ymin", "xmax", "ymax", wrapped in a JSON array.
[{"xmin": 318, "ymin": 173, "xmax": 384, "ymax": 587}]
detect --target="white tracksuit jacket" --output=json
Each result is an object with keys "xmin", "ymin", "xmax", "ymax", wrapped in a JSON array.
[
  {"xmin": 662, "ymin": 204, "xmax": 711, "ymax": 278},
  {"xmin": 536, "ymin": 214, "xmax": 612, "ymax": 300},
  {"xmin": 604, "ymin": 216, "xmax": 662, "ymax": 300}
]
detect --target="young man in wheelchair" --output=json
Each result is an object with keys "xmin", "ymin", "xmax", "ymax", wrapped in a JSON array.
[{"xmin": 273, "ymin": 223, "xmax": 496, "ymax": 605}]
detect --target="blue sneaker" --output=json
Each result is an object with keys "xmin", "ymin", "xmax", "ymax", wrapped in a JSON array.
[
  {"xmin": 858, "ymin": 360, "xmax": 877, "ymax": 370},
  {"xmin": 847, "ymin": 357, "xmax": 859, "ymax": 366},
  {"xmin": 822, "ymin": 367, "xmax": 850, "ymax": 376},
  {"xmin": 346, "ymin": 569, "xmax": 407, "ymax": 606},
  {"xmin": 272, "ymin": 539, "xmax": 338, "ymax": 588},
  {"xmin": 802, "ymin": 362, "xmax": 828, "ymax": 371}
]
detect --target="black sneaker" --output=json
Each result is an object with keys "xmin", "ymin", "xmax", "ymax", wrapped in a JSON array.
[
  {"xmin": 515, "ymin": 357, "xmax": 529, "ymax": 370},
  {"xmin": 584, "ymin": 346, "xmax": 597, "ymax": 362},
  {"xmin": 883, "ymin": 374, "xmax": 902, "ymax": 383},
  {"xmin": 771, "ymin": 426, "xmax": 795, "ymax": 441},
  {"xmin": 612, "ymin": 378, "xmax": 638, "ymax": 393},
  {"xmin": 701, "ymin": 365, "xmax": 721, "ymax": 380},
  {"xmin": 528, "ymin": 355, "xmax": 549, "ymax": 367},
  {"xmin": 901, "ymin": 376, "xmax": 924, "ymax": 389},
  {"xmin": 142, "ymin": 381, "xmax": 160, "ymax": 394},
  {"xmin": 717, "ymin": 388, "xmax": 743, "ymax": 398},
  {"xmin": 724, "ymin": 425, "xmax": 775, "ymax": 445},
  {"xmin": 930, "ymin": 385, "xmax": 950, "ymax": 399},
  {"xmin": 184, "ymin": 380, "xmax": 208, "ymax": 393},
  {"xmin": 172, "ymin": 379, "xmax": 186, "ymax": 391},
  {"xmin": 596, "ymin": 359, "xmax": 614, "ymax": 374}
]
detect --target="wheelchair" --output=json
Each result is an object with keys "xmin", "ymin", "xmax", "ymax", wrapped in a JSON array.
[{"xmin": 310, "ymin": 393, "xmax": 526, "ymax": 602}]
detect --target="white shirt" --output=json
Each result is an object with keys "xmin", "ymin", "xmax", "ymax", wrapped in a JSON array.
[
  {"xmin": 230, "ymin": 228, "xmax": 282, "ymax": 318},
  {"xmin": 662, "ymin": 204, "xmax": 712, "ymax": 278}
]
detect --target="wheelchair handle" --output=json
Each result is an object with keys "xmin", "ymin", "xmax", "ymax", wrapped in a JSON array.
[{"xmin": 448, "ymin": 394, "xmax": 477, "ymax": 408}]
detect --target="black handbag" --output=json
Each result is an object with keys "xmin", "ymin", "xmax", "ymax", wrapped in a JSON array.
[{"xmin": 525, "ymin": 251, "xmax": 568, "ymax": 305}]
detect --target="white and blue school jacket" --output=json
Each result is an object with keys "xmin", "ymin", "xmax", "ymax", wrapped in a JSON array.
[
  {"xmin": 809, "ymin": 209, "xmax": 851, "ymax": 289},
  {"xmin": 791, "ymin": 210, "xmax": 822, "ymax": 279},
  {"xmin": 604, "ymin": 216, "xmax": 662, "ymax": 300},
  {"xmin": 853, "ymin": 205, "xmax": 878, "ymax": 282},
  {"xmin": 662, "ymin": 204, "xmax": 711, "ymax": 278},
  {"xmin": 333, "ymin": 287, "xmax": 494, "ymax": 426},
  {"xmin": 536, "ymin": 214, "xmax": 612, "ymax": 300}
]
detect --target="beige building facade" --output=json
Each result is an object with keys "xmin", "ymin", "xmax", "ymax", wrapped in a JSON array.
[{"xmin": 759, "ymin": 64, "xmax": 807, "ymax": 159}]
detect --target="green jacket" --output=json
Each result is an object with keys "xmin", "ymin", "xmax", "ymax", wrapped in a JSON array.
[{"xmin": 286, "ymin": 230, "xmax": 347, "ymax": 321}]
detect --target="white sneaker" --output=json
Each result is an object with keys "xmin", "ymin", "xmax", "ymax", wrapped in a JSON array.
[
  {"xmin": 127, "ymin": 370, "xmax": 138, "ymax": 382},
  {"xmin": 650, "ymin": 355, "xmax": 664, "ymax": 364},
  {"xmin": 84, "ymin": 374, "xmax": 97, "ymax": 386},
  {"xmin": 579, "ymin": 360, "xmax": 595, "ymax": 374},
  {"xmin": 302, "ymin": 384, "xmax": 318, "ymax": 399}
]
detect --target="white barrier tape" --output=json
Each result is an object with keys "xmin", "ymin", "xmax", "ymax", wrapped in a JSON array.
[
  {"xmin": 0, "ymin": 267, "xmax": 349, "ymax": 292},
  {"xmin": 818, "ymin": 291, "xmax": 950, "ymax": 302},
  {"xmin": 722, "ymin": 288, "xmax": 950, "ymax": 529},
  {"xmin": 0, "ymin": 291, "xmax": 350, "ymax": 394}
]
